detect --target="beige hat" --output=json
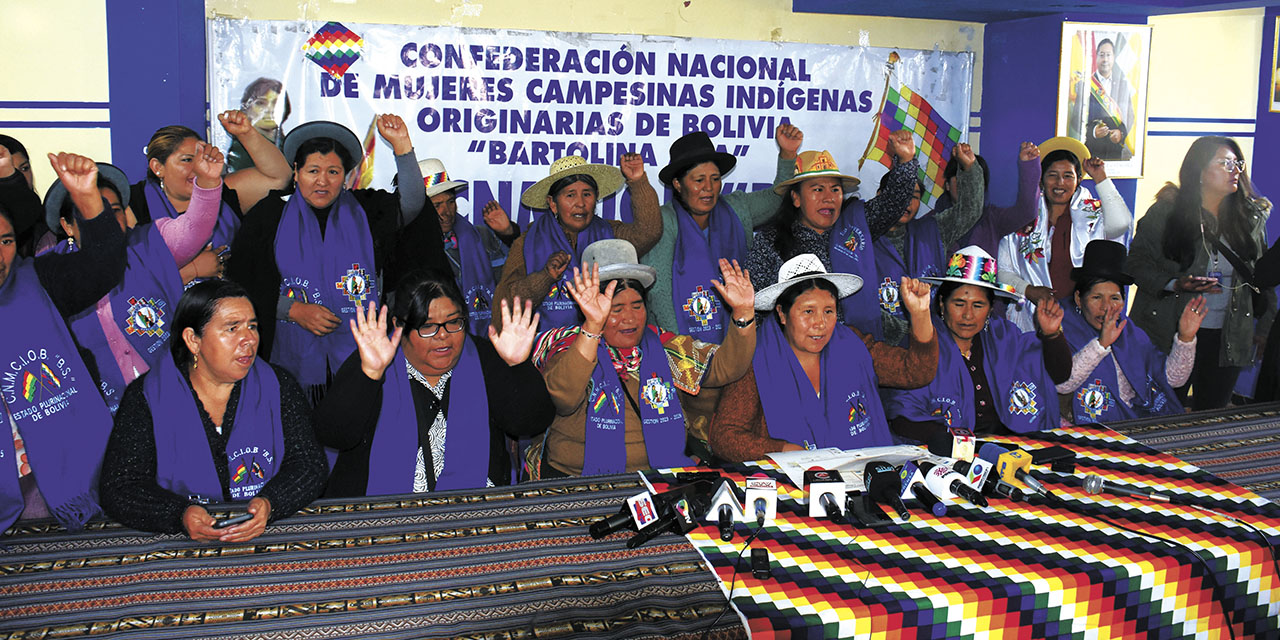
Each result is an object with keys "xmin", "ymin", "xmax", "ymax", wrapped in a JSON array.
[
  {"xmin": 581, "ymin": 239, "xmax": 657, "ymax": 289},
  {"xmin": 520, "ymin": 155, "xmax": 624, "ymax": 210},
  {"xmin": 754, "ymin": 253, "xmax": 863, "ymax": 311},
  {"xmin": 419, "ymin": 158, "xmax": 467, "ymax": 197},
  {"xmin": 772, "ymin": 150, "xmax": 861, "ymax": 195}
]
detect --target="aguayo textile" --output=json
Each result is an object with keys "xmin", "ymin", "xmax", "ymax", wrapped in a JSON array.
[
  {"xmin": 644, "ymin": 426, "xmax": 1280, "ymax": 639},
  {"xmin": 0, "ymin": 476, "xmax": 744, "ymax": 639}
]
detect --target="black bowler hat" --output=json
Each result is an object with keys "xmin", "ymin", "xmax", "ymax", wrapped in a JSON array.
[
  {"xmin": 1071, "ymin": 240, "xmax": 1134, "ymax": 286},
  {"xmin": 658, "ymin": 131, "xmax": 737, "ymax": 186}
]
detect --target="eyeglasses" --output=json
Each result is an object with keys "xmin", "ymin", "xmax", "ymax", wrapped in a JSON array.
[
  {"xmin": 1214, "ymin": 158, "xmax": 1246, "ymax": 173},
  {"xmin": 416, "ymin": 319, "xmax": 465, "ymax": 338}
]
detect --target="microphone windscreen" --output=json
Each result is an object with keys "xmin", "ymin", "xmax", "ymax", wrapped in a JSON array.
[{"xmin": 978, "ymin": 442, "xmax": 1010, "ymax": 463}]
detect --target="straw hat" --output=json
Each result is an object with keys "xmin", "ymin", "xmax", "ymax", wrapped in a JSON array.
[
  {"xmin": 581, "ymin": 239, "xmax": 656, "ymax": 289},
  {"xmin": 772, "ymin": 150, "xmax": 860, "ymax": 195},
  {"xmin": 520, "ymin": 156, "xmax": 624, "ymax": 210},
  {"xmin": 1038, "ymin": 136, "xmax": 1090, "ymax": 163},
  {"xmin": 44, "ymin": 162, "xmax": 131, "ymax": 232},
  {"xmin": 658, "ymin": 131, "xmax": 737, "ymax": 186},
  {"xmin": 919, "ymin": 245, "xmax": 1020, "ymax": 299},
  {"xmin": 754, "ymin": 253, "xmax": 863, "ymax": 311},
  {"xmin": 282, "ymin": 121, "xmax": 363, "ymax": 172},
  {"xmin": 419, "ymin": 158, "xmax": 467, "ymax": 198}
]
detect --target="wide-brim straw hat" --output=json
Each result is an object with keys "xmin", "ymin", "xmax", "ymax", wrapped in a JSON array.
[
  {"xmin": 772, "ymin": 150, "xmax": 860, "ymax": 195},
  {"xmin": 754, "ymin": 253, "xmax": 863, "ymax": 311},
  {"xmin": 581, "ymin": 238, "xmax": 656, "ymax": 290},
  {"xmin": 520, "ymin": 155, "xmax": 624, "ymax": 210},
  {"xmin": 658, "ymin": 131, "xmax": 737, "ymax": 186},
  {"xmin": 919, "ymin": 245, "xmax": 1021, "ymax": 299},
  {"xmin": 1070, "ymin": 239, "xmax": 1135, "ymax": 286},
  {"xmin": 419, "ymin": 158, "xmax": 467, "ymax": 198},
  {"xmin": 44, "ymin": 162, "xmax": 131, "ymax": 232},
  {"xmin": 282, "ymin": 121, "xmax": 363, "ymax": 172},
  {"xmin": 1039, "ymin": 136, "xmax": 1091, "ymax": 165}
]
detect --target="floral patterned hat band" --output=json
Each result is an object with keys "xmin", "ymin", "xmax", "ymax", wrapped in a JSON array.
[{"xmin": 919, "ymin": 246, "xmax": 1021, "ymax": 300}]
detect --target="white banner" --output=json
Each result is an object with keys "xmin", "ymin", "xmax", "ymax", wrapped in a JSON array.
[{"xmin": 208, "ymin": 19, "xmax": 973, "ymax": 226}]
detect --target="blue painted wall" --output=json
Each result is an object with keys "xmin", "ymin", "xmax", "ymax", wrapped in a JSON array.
[
  {"xmin": 106, "ymin": 0, "xmax": 207, "ymax": 182},
  {"xmin": 1256, "ymin": 6, "xmax": 1280, "ymax": 240}
]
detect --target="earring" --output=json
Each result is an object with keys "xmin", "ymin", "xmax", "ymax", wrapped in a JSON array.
[
  {"xmin": 66, "ymin": 237, "xmax": 76, "ymax": 250},
  {"xmin": 193, "ymin": 353, "xmax": 198, "ymax": 370},
  {"xmin": 983, "ymin": 317, "xmax": 990, "ymax": 331}
]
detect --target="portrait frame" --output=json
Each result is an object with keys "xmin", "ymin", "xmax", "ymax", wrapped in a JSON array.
[{"xmin": 1055, "ymin": 22, "xmax": 1152, "ymax": 178}]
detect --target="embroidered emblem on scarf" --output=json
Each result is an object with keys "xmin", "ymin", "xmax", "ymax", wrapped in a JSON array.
[
  {"xmin": 467, "ymin": 284, "xmax": 493, "ymax": 315},
  {"xmin": 843, "ymin": 225, "xmax": 865, "ymax": 254},
  {"xmin": 683, "ymin": 286, "xmax": 718, "ymax": 328},
  {"xmin": 124, "ymin": 297, "xmax": 167, "ymax": 338},
  {"xmin": 336, "ymin": 263, "xmax": 371, "ymax": 306},
  {"xmin": 229, "ymin": 448, "xmax": 273, "ymax": 500},
  {"xmin": 642, "ymin": 374, "xmax": 673, "ymax": 415},
  {"xmin": 846, "ymin": 390, "xmax": 871, "ymax": 436},
  {"xmin": 878, "ymin": 277, "xmax": 901, "ymax": 313},
  {"xmin": 1076, "ymin": 379, "xmax": 1113, "ymax": 421},
  {"xmin": 929, "ymin": 401, "xmax": 956, "ymax": 427},
  {"xmin": 1009, "ymin": 381, "xmax": 1039, "ymax": 416},
  {"xmin": 1147, "ymin": 375, "xmax": 1168, "ymax": 413}
]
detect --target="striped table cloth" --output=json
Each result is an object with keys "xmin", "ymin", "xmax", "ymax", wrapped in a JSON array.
[
  {"xmin": 646, "ymin": 426, "xmax": 1280, "ymax": 639},
  {"xmin": 0, "ymin": 476, "xmax": 744, "ymax": 639}
]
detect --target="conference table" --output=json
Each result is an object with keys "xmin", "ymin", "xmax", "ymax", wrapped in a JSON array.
[{"xmin": 1, "ymin": 424, "xmax": 1278, "ymax": 639}]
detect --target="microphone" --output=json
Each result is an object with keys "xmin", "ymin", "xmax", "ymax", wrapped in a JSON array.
[
  {"xmin": 717, "ymin": 504, "xmax": 734, "ymax": 541},
  {"xmin": 745, "ymin": 474, "xmax": 777, "ymax": 526},
  {"xmin": 992, "ymin": 480, "xmax": 1026, "ymax": 502},
  {"xmin": 625, "ymin": 483, "xmax": 712, "ymax": 549},
  {"xmin": 865, "ymin": 461, "xmax": 910, "ymax": 520},
  {"xmin": 590, "ymin": 490, "xmax": 659, "ymax": 539},
  {"xmin": 753, "ymin": 498, "xmax": 768, "ymax": 525},
  {"xmin": 1082, "ymin": 475, "xmax": 1171, "ymax": 502},
  {"xmin": 804, "ymin": 468, "xmax": 846, "ymax": 523},
  {"xmin": 979, "ymin": 443, "xmax": 1052, "ymax": 499},
  {"xmin": 950, "ymin": 458, "xmax": 995, "ymax": 497},
  {"xmin": 919, "ymin": 462, "xmax": 988, "ymax": 507}
]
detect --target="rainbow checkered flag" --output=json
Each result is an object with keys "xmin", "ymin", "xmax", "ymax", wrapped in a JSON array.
[
  {"xmin": 861, "ymin": 84, "xmax": 962, "ymax": 206},
  {"xmin": 303, "ymin": 21, "xmax": 364, "ymax": 79},
  {"xmin": 348, "ymin": 117, "xmax": 377, "ymax": 190}
]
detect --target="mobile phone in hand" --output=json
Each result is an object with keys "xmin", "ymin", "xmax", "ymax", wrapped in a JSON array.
[{"xmin": 213, "ymin": 512, "xmax": 253, "ymax": 529}]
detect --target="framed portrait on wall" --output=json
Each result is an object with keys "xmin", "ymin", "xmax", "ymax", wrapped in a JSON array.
[
  {"xmin": 1271, "ymin": 17, "xmax": 1280, "ymax": 112},
  {"xmin": 1055, "ymin": 22, "xmax": 1152, "ymax": 178}
]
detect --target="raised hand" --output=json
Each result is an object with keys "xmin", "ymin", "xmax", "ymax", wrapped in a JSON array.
[
  {"xmin": 1098, "ymin": 303, "xmax": 1127, "ymax": 348},
  {"xmin": 481, "ymin": 200, "xmax": 514, "ymax": 235},
  {"xmin": 1034, "ymin": 296, "xmax": 1064, "ymax": 336},
  {"xmin": 350, "ymin": 300, "xmax": 403, "ymax": 380},
  {"xmin": 1177, "ymin": 295, "xmax": 1207, "ymax": 343},
  {"xmin": 619, "ymin": 152, "xmax": 645, "ymax": 183},
  {"xmin": 1083, "ymin": 157, "xmax": 1107, "ymax": 182},
  {"xmin": 1019, "ymin": 141, "xmax": 1040, "ymax": 162},
  {"xmin": 375, "ymin": 114, "xmax": 413, "ymax": 155},
  {"xmin": 566, "ymin": 262, "xmax": 616, "ymax": 334},
  {"xmin": 0, "ymin": 144, "xmax": 12, "ymax": 179},
  {"xmin": 192, "ymin": 142, "xmax": 224, "ymax": 189},
  {"xmin": 543, "ymin": 250, "xmax": 571, "ymax": 281},
  {"xmin": 48, "ymin": 152, "xmax": 104, "ymax": 219},
  {"xmin": 900, "ymin": 277, "xmax": 932, "ymax": 317},
  {"xmin": 290, "ymin": 301, "xmax": 341, "ymax": 337},
  {"xmin": 953, "ymin": 143, "xmax": 976, "ymax": 170},
  {"xmin": 775, "ymin": 123, "xmax": 804, "ymax": 160},
  {"xmin": 888, "ymin": 130, "xmax": 917, "ymax": 164},
  {"xmin": 489, "ymin": 297, "xmax": 540, "ymax": 366},
  {"xmin": 218, "ymin": 110, "xmax": 255, "ymax": 138},
  {"xmin": 710, "ymin": 259, "xmax": 754, "ymax": 321},
  {"xmin": 181, "ymin": 244, "xmax": 229, "ymax": 283}
]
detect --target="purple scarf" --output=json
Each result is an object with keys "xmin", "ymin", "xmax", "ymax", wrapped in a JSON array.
[
  {"xmin": 523, "ymin": 212, "xmax": 613, "ymax": 331},
  {"xmin": 884, "ymin": 316, "xmax": 1059, "ymax": 433},
  {"xmin": 452, "ymin": 215, "xmax": 496, "ymax": 337},
  {"xmin": 0, "ymin": 260, "xmax": 112, "ymax": 531},
  {"xmin": 670, "ymin": 199, "xmax": 747, "ymax": 342},
  {"xmin": 753, "ymin": 318, "xmax": 891, "ymax": 450},
  {"xmin": 366, "ymin": 338, "xmax": 490, "ymax": 493},
  {"xmin": 873, "ymin": 217, "xmax": 944, "ymax": 332},
  {"xmin": 144, "ymin": 179, "xmax": 240, "ymax": 249},
  {"xmin": 66, "ymin": 225, "xmax": 184, "ymax": 414},
  {"xmin": 828, "ymin": 200, "xmax": 883, "ymax": 338},
  {"xmin": 1061, "ymin": 306, "xmax": 1183, "ymax": 423},
  {"xmin": 583, "ymin": 327, "xmax": 690, "ymax": 475},
  {"xmin": 149, "ymin": 355, "xmax": 283, "ymax": 503},
  {"xmin": 272, "ymin": 189, "xmax": 377, "ymax": 386}
]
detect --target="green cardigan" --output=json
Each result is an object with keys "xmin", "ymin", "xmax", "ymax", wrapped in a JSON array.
[
  {"xmin": 1128, "ymin": 197, "xmax": 1274, "ymax": 367},
  {"xmin": 642, "ymin": 156, "xmax": 795, "ymax": 332}
]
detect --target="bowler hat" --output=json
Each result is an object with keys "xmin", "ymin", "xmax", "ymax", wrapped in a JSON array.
[{"xmin": 659, "ymin": 132, "xmax": 737, "ymax": 186}]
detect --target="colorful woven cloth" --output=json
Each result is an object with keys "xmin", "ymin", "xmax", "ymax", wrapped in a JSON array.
[
  {"xmin": 0, "ymin": 476, "xmax": 744, "ymax": 639},
  {"xmin": 646, "ymin": 426, "xmax": 1280, "ymax": 639}
]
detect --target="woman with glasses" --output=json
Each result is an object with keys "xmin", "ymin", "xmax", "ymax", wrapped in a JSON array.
[
  {"xmin": 314, "ymin": 268, "xmax": 553, "ymax": 497},
  {"xmin": 1128, "ymin": 136, "xmax": 1273, "ymax": 409}
]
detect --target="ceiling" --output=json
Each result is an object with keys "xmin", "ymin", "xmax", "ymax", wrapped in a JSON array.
[{"xmin": 791, "ymin": 0, "xmax": 1280, "ymax": 23}]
